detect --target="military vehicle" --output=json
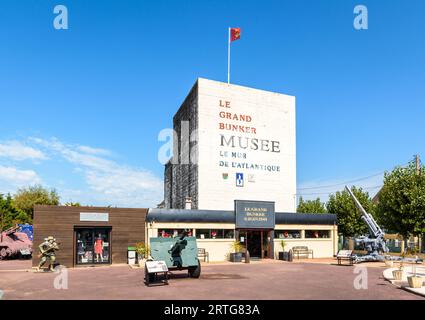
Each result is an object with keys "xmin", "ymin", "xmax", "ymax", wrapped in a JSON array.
[
  {"xmin": 145, "ymin": 231, "xmax": 201, "ymax": 284},
  {"xmin": 0, "ymin": 225, "xmax": 33, "ymax": 260}
]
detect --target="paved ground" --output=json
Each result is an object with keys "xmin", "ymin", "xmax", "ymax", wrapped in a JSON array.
[{"xmin": 0, "ymin": 259, "xmax": 423, "ymax": 300}]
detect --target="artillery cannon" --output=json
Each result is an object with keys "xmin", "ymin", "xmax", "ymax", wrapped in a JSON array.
[
  {"xmin": 345, "ymin": 186, "xmax": 422, "ymax": 264},
  {"xmin": 145, "ymin": 231, "xmax": 201, "ymax": 285},
  {"xmin": 0, "ymin": 225, "xmax": 33, "ymax": 260}
]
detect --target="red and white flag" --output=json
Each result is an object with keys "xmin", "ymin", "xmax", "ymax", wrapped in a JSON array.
[{"xmin": 230, "ymin": 27, "xmax": 241, "ymax": 42}]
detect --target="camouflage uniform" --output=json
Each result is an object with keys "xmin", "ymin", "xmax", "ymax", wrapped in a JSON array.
[{"xmin": 38, "ymin": 236, "xmax": 60, "ymax": 271}]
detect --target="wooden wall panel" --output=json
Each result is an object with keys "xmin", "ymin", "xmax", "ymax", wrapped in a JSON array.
[{"xmin": 32, "ymin": 205, "xmax": 147, "ymax": 268}]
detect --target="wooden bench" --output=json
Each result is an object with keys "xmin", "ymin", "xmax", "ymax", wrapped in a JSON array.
[
  {"xmin": 336, "ymin": 250, "xmax": 355, "ymax": 265},
  {"xmin": 197, "ymin": 248, "xmax": 209, "ymax": 263},
  {"xmin": 292, "ymin": 246, "xmax": 314, "ymax": 259}
]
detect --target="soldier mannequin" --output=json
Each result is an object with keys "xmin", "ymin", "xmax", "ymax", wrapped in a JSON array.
[
  {"xmin": 168, "ymin": 230, "xmax": 189, "ymax": 269},
  {"xmin": 37, "ymin": 236, "xmax": 60, "ymax": 271}
]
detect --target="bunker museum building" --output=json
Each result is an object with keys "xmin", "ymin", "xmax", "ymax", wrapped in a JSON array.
[{"xmin": 32, "ymin": 78, "xmax": 338, "ymax": 267}]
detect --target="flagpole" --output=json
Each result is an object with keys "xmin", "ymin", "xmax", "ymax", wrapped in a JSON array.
[{"xmin": 227, "ymin": 27, "xmax": 231, "ymax": 84}]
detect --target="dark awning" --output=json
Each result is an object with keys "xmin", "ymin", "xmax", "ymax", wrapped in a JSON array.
[
  {"xmin": 276, "ymin": 212, "xmax": 336, "ymax": 225},
  {"xmin": 147, "ymin": 208, "xmax": 336, "ymax": 225}
]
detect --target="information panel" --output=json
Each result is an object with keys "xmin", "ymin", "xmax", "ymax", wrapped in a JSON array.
[{"xmin": 145, "ymin": 260, "xmax": 169, "ymax": 273}]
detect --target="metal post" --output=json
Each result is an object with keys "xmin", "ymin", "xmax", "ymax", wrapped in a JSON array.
[{"xmin": 227, "ymin": 27, "xmax": 231, "ymax": 84}]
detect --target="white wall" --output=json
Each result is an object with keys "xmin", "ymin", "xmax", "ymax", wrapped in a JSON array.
[
  {"xmin": 196, "ymin": 78, "xmax": 296, "ymax": 212},
  {"xmin": 196, "ymin": 239, "xmax": 234, "ymax": 262},
  {"xmin": 274, "ymin": 239, "xmax": 335, "ymax": 259}
]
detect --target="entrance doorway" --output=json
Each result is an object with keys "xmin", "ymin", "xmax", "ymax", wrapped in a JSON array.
[
  {"xmin": 247, "ymin": 231, "xmax": 262, "ymax": 258},
  {"xmin": 75, "ymin": 227, "xmax": 111, "ymax": 265},
  {"xmin": 238, "ymin": 230, "xmax": 273, "ymax": 259}
]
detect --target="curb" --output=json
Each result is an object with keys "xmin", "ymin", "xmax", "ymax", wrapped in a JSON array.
[{"xmin": 382, "ymin": 268, "xmax": 425, "ymax": 298}]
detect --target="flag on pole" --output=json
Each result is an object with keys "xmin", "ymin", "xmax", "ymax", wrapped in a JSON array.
[
  {"xmin": 230, "ymin": 27, "xmax": 241, "ymax": 42},
  {"xmin": 228, "ymin": 27, "xmax": 241, "ymax": 84}
]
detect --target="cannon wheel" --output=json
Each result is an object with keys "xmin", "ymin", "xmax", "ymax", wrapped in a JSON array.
[
  {"xmin": 144, "ymin": 265, "xmax": 155, "ymax": 285},
  {"xmin": 188, "ymin": 260, "xmax": 201, "ymax": 278}
]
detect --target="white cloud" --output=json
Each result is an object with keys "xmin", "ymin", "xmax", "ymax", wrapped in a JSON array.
[
  {"xmin": 0, "ymin": 141, "xmax": 47, "ymax": 161},
  {"xmin": 30, "ymin": 137, "xmax": 163, "ymax": 207},
  {"xmin": 77, "ymin": 145, "xmax": 112, "ymax": 156},
  {"xmin": 29, "ymin": 137, "xmax": 113, "ymax": 171},
  {"xmin": 0, "ymin": 165, "xmax": 42, "ymax": 190}
]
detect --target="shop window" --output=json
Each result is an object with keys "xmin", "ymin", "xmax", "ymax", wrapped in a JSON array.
[
  {"xmin": 275, "ymin": 230, "xmax": 301, "ymax": 239},
  {"xmin": 196, "ymin": 229, "xmax": 235, "ymax": 239},
  {"xmin": 223, "ymin": 229, "xmax": 235, "ymax": 239},
  {"xmin": 305, "ymin": 230, "xmax": 330, "ymax": 239},
  {"xmin": 158, "ymin": 229, "xmax": 193, "ymax": 238},
  {"xmin": 76, "ymin": 228, "xmax": 111, "ymax": 265}
]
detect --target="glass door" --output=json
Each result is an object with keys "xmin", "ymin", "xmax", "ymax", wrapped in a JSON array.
[
  {"xmin": 76, "ymin": 228, "xmax": 111, "ymax": 265},
  {"xmin": 247, "ymin": 231, "xmax": 262, "ymax": 258}
]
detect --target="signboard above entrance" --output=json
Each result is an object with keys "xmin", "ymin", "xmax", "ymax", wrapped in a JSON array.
[
  {"xmin": 79, "ymin": 212, "xmax": 109, "ymax": 222},
  {"xmin": 235, "ymin": 200, "xmax": 275, "ymax": 229}
]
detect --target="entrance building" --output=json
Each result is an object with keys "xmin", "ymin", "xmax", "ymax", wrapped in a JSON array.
[{"xmin": 146, "ymin": 207, "xmax": 338, "ymax": 262}]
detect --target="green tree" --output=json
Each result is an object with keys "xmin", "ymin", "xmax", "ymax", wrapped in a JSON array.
[
  {"xmin": 326, "ymin": 186, "xmax": 375, "ymax": 237},
  {"xmin": 0, "ymin": 194, "xmax": 30, "ymax": 231},
  {"xmin": 64, "ymin": 202, "xmax": 81, "ymax": 207},
  {"xmin": 297, "ymin": 197, "xmax": 327, "ymax": 213},
  {"xmin": 13, "ymin": 185, "xmax": 60, "ymax": 219},
  {"xmin": 376, "ymin": 161, "xmax": 425, "ymax": 239}
]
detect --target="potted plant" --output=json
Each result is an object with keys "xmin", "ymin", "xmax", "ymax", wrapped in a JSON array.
[
  {"xmin": 229, "ymin": 241, "xmax": 243, "ymax": 262},
  {"xmin": 392, "ymin": 260, "xmax": 404, "ymax": 281},
  {"xmin": 407, "ymin": 259, "xmax": 423, "ymax": 289},
  {"xmin": 135, "ymin": 242, "xmax": 149, "ymax": 267},
  {"xmin": 278, "ymin": 240, "xmax": 289, "ymax": 261}
]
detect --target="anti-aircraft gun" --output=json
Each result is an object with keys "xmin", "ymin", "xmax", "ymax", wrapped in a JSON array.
[
  {"xmin": 345, "ymin": 186, "xmax": 388, "ymax": 262},
  {"xmin": 345, "ymin": 186, "xmax": 422, "ymax": 264}
]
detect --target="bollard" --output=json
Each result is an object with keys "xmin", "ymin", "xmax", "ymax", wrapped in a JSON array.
[
  {"xmin": 288, "ymin": 249, "xmax": 293, "ymax": 262},
  {"xmin": 245, "ymin": 250, "xmax": 250, "ymax": 263}
]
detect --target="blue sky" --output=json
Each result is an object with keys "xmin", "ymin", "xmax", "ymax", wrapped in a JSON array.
[{"xmin": 0, "ymin": 0, "xmax": 424, "ymax": 207}]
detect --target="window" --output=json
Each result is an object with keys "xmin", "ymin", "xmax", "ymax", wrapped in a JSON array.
[
  {"xmin": 305, "ymin": 230, "xmax": 330, "ymax": 238},
  {"xmin": 196, "ymin": 229, "xmax": 235, "ymax": 239},
  {"xmin": 158, "ymin": 229, "xmax": 193, "ymax": 238},
  {"xmin": 223, "ymin": 229, "xmax": 235, "ymax": 239},
  {"xmin": 275, "ymin": 230, "xmax": 301, "ymax": 239},
  {"xmin": 76, "ymin": 227, "xmax": 111, "ymax": 265}
]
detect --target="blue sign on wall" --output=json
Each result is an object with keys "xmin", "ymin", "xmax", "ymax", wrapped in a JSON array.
[
  {"xmin": 236, "ymin": 173, "xmax": 244, "ymax": 187},
  {"xmin": 235, "ymin": 200, "xmax": 275, "ymax": 229},
  {"xmin": 18, "ymin": 224, "xmax": 33, "ymax": 241}
]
